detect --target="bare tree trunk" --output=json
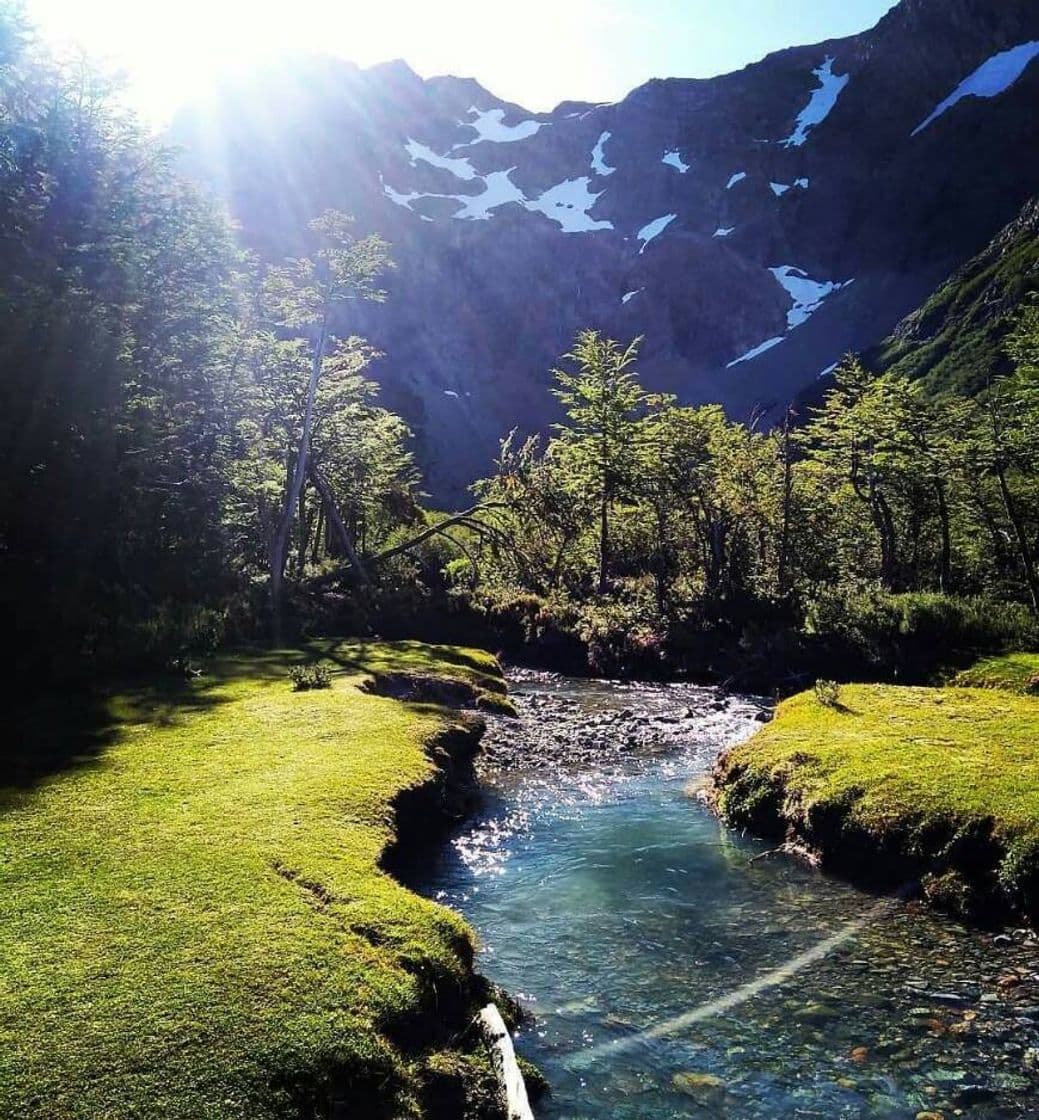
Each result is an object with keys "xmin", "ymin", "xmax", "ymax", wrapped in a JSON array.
[
  {"xmin": 310, "ymin": 505, "xmax": 324, "ymax": 566},
  {"xmin": 996, "ymin": 465, "xmax": 1039, "ymax": 615},
  {"xmin": 777, "ymin": 412, "xmax": 794, "ymax": 595},
  {"xmin": 269, "ymin": 315, "xmax": 328, "ymax": 641},
  {"xmin": 934, "ymin": 479, "xmax": 952, "ymax": 593},
  {"xmin": 598, "ymin": 494, "xmax": 610, "ymax": 595},
  {"xmin": 308, "ymin": 464, "xmax": 371, "ymax": 588},
  {"xmin": 476, "ymin": 1005, "xmax": 534, "ymax": 1120}
]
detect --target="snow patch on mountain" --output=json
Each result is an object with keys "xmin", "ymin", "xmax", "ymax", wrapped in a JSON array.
[
  {"xmin": 452, "ymin": 169, "xmax": 526, "ymax": 220},
  {"xmin": 912, "ymin": 41, "xmax": 1039, "ymax": 136},
  {"xmin": 461, "ymin": 106, "xmax": 543, "ymax": 144},
  {"xmin": 727, "ymin": 336, "xmax": 784, "ymax": 367},
  {"xmin": 726, "ymin": 266, "xmax": 852, "ymax": 367},
  {"xmin": 662, "ymin": 149, "xmax": 689, "ymax": 173},
  {"xmin": 636, "ymin": 213, "xmax": 677, "ymax": 253},
  {"xmin": 713, "ymin": 227, "xmax": 735, "ymax": 238},
  {"xmin": 405, "ymin": 138, "xmax": 477, "ymax": 180},
  {"xmin": 726, "ymin": 171, "xmax": 747, "ymax": 189},
  {"xmin": 771, "ymin": 179, "xmax": 809, "ymax": 197},
  {"xmin": 525, "ymin": 178, "xmax": 613, "ymax": 233},
  {"xmin": 621, "ymin": 288, "xmax": 644, "ymax": 304},
  {"xmin": 591, "ymin": 131, "xmax": 616, "ymax": 176},
  {"xmin": 781, "ymin": 57, "xmax": 850, "ymax": 147},
  {"xmin": 382, "ymin": 179, "xmax": 425, "ymax": 210},
  {"xmin": 770, "ymin": 266, "xmax": 852, "ymax": 329}
]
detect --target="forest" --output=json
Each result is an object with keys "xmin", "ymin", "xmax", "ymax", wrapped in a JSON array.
[{"xmin": 2, "ymin": 1, "xmax": 1036, "ymax": 693}]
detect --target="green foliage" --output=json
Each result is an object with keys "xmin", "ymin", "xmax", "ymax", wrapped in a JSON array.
[
  {"xmin": 871, "ymin": 198, "xmax": 1039, "ymax": 396},
  {"xmin": 0, "ymin": 639, "xmax": 503, "ymax": 1119},
  {"xmin": 813, "ymin": 679, "xmax": 841, "ymax": 708},
  {"xmin": 288, "ymin": 663, "xmax": 333, "ymax": 690},
  {"xmin": 467, "ymin": 314, "xmax": 1039, "ymax": 676},
  {"xmin": 0, "ymin": 9, "xmax": 419, "ymax": 671}
]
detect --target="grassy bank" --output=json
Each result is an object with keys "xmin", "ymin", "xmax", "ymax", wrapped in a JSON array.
[
  {"xmin": 0, "ymin": 639, "xmax": 508, "ymax": 1120},
  {"xmin": 951, "ymin": 651, "xmax": 1039, "ymax": 695},
  {"xmin": 713, "ymin": 679, "xmax": 1039, "ymax": 923}
]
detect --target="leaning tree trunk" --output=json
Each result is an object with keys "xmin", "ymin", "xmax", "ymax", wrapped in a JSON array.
[
  {"xmin": 307, "ymin": 464, "xmax": 371, "ymax": 588},
  {"xmin": 934, "ymin": 479, "xmax": 952, "ymax": 593},
  {"xmin": 996, "ymin": 464, "xmax": 1039, "ymax": 615},
  {"xmin": 269, "ymin": 314, "xmax": 328, "ymax": 642}
]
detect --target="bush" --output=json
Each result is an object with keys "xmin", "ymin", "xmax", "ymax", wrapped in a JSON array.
[
  {"xmin": 289, "ymin": 664, "xmax": 332, "ymax": 691},
  {"xmin": 814, "ymin": 679, "xmax": 841, "ymax": 708},
  {"xmin": 576, "ymin": 581, "xmax": 667, "ymax": 677},
  {"xmin": 803, "ymin": 584, "xmax": 1039, "ymax": 680}
]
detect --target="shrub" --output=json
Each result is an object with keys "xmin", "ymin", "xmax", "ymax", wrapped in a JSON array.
[
  {"xmin": 289, "ymin": 664, "xmax": 332, "ymax": 691},
  {"xmin": 803, "ymin": 583, "xmax": 1039, "ymax": 680},
  {"xmin": 813, "ymin": 679, "xmax": 841, "ymax": 708}
]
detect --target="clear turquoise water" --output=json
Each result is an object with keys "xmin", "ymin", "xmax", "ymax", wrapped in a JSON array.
[{"xmin": 414, "ymin": 675, "xmax": 1038, "ymax": 1119}]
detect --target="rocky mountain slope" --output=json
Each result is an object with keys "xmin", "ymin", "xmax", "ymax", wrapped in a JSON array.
[
  {"xmin": 869, "ymin": 194, "xmax": 1039, "ymax": 395},
  {"xmin": 174, "ymin": 0, "xmax": 1039, "ymax": 501}
]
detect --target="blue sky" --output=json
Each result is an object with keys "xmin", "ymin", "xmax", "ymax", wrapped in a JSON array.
[{"xmin": 27, "ymin": 0, "xmax": 899, "ymax": 120}]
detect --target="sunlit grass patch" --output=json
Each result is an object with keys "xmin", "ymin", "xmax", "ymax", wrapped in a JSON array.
[
  {"xmin": 715, "ymin": 682, "xmax": 1039, "ymax": 922},
  {"xmin": 0, "ymin": 639, "xmax": 502, "ymax": 1119},
  {"xmin": 951, "ymin": 651, "xmax": 1039, "ymax": 695}
]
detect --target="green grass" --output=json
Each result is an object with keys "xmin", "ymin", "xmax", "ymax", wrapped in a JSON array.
[
  {"xmin": 0, "ymin": 639, "xmax": 505, "ymax": 1120},
  {"xmin": 950, "ymin": 651, "xmax": 1039, "ymax": 695},
  {"xmin": 715, "ymin": 682, "xmax": 1039, "ymax": 920}
]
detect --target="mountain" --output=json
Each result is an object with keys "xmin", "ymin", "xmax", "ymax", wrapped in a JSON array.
[
  {"xmin": 173, "ymin": 0, "xmax": 1039, "ymax": 501},
  {"xmin": 869, "ymin": 194, "xmax": 1039, "ymax": 395}
]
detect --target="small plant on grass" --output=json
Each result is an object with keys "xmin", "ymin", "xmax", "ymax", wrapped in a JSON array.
[
  {"xmin": 814, "ymin": 679, "xmax": 842, "ymax": 708},
  {"xmin": 289, "ymin": 664, "xmax": 332, "ymax": 691}
]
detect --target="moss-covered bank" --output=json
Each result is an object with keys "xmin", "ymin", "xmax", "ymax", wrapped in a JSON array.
[
  {"xmin": 712, "ymin": 680, "xmax": 1039, "ymax": 925},
  {"xmin": 0, "ymin": 639, "xmax": 514, "ymax": 1120}
]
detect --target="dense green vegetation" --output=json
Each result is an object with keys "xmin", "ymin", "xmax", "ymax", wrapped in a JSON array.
[
  {"xmin": 714, "ymin": 680, "xmax": 1039, "ymax": 922},
  {"xmin": 0, "ymin": 6, "xmax": 425, "ymax": 678},
  {"xmin": 871, "ymin": 196, "xmax": 1039, "ymax": 397},
  {"xmin": 0, "ymin": 639, "xmax": 508, "ymax": 1120},
  {"xmin": 462, "ymin": 312, "xmax": 1039, "ymax": 678}
]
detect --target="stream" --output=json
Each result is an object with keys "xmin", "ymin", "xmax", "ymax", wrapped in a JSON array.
[{"xmin": 412, "ymin": 671, "xmax": 1039, "ymax": 1119}]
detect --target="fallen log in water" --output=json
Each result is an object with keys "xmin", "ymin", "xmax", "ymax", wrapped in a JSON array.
[{"xmin": 477, "ymin": 1004, "xmax": 535, "ymax": 1120}]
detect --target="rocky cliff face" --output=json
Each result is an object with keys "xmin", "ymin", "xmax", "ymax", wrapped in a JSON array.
[{"xmin": 173, "ymin": 0, "xmax": 1039, "ymax": 501}]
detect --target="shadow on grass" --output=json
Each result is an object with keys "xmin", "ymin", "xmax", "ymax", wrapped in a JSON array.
[
  {"xmin": 0, "ymin": 637, "xmax": 496, "ymax": 794},
  {"xmin": 0, "ymin": 654, "xmax": 288, "ymax": 792}
]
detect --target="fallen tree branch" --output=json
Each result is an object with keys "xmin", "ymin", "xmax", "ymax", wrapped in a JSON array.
[
  {"xmin": 370, "ymin": 503, "xmax": 508, "ymax": 565},
  {"xmin": 476, "ymin": 1004, "xmax": 534, "ymax": 1120}
]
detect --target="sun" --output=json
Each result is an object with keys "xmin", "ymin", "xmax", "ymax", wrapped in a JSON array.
[
  {"xmin": 25, "ymin": 0, "xmax": 341, "ymax": 123},
  {"xmin": 23, "ymin": 0, "xmax": 625, "ymax": 126}
]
